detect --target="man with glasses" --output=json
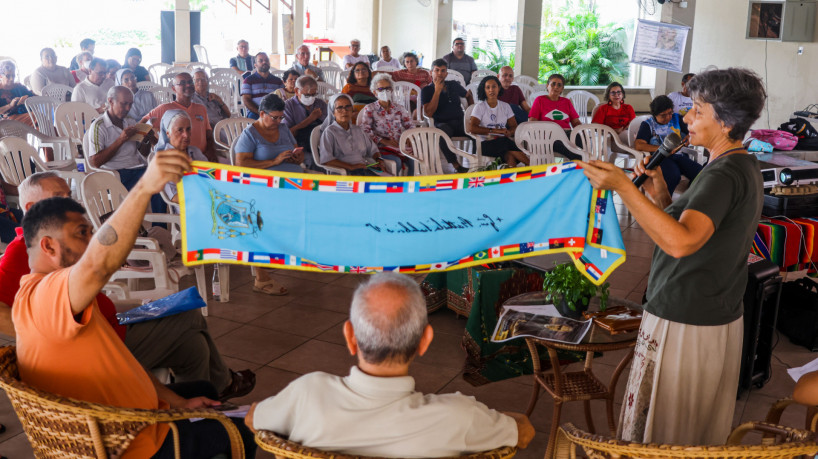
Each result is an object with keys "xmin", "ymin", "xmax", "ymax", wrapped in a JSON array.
[
  {"xmin": 342, "ymin": 39, "xmax": 369, "ymax": 70},
  {"xmin": 290, "ymin": 45, "xmax": 325, "ymax": 82},
  {"xmin": 142, "ymin": 73, "xmax": 218, "ymax": 162},
  {"xmin": 192, "ymin": 69, "xmax": 231, "ymax": 128},
  {"xmin": 442, "ymin": 38, "xmax": 477, "ymax": 85},
  {"xmin": 283, "ymin": 75, "xmax": 327, "ymax": 169},
  {"xmin": 241, "ymin": 52, "xmax": 284, "ymax": 120},
  {"xmin": 229, "ymin": 39, "xmax": 253, "ymax": 78},
  {"xmin": 71, "ymin": 58, "xmax": 114, "ymax": 113}
]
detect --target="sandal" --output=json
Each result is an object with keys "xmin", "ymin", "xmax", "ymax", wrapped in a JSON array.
[
  {"xmin": 218, "ymin": 369, "xmax": 257, "ymax": 401},
  {"xmin": 253, "ymin": 278, "xmax": 288, "ymax": 296}
]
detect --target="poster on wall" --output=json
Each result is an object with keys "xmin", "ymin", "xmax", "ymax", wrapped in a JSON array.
[{"xmin": 630, "ymin": 19, "xmax": 690, "ymax": 73}]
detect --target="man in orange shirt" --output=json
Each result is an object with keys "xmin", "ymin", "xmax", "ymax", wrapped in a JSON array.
[{"xmin": 13, "ymin": 151, "xmax": 255, "ymax": 458}]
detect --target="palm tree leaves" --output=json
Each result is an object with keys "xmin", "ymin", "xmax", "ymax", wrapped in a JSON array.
[{"xmin": 538, "ymin": 1, "xmax": 630, "ymax": 86}]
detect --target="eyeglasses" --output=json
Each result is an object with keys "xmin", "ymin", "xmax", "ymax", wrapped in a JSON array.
[
  {"xmin": 454, "ymin": 42, "xmax": 465, "ymax": 46},
  {"xmin": 263, "ymin": 113, "xmax": 285, "ymax": 121},
  {"xmin": 609, "ymin": 90, "xmax": 623, "ymax": 95},
  {"xmin": 300, "ymin": 92, "xmax": 317, "ymax": 97},
  {"xmin": 175, "ymin": 80, "xmax": 194, "ymax": 86},
  {"xmin": 335, "ymin": 104, "xmax": 353, "ymax": 112},
  {"xmin": 375, "ymin": 87, "xmax": 392, "ymax": 92}
]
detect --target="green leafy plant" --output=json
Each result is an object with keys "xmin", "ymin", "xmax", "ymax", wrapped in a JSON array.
[
  {"xmin": 478, "ymin": 157, "xmax": 506, "ymax": 172},
  {"xmin": 538, "ymin": 0, "xmax": 629, "ymax": 85},
  {"xmin": 542, "ymin": 262, "xmax": 609, "ymax": 312},
  {"xmin": 472, "ymin": 39, "xmax": 515, "ymax": 74}
]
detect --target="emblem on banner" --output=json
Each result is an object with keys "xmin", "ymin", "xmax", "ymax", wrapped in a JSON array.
[{"xmin": 210, "ymin": 188, "xmax": 263, "ymax": 239}]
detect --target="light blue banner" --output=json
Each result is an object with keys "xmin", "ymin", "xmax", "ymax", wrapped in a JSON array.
[{"xmin": 180, "ymin": 162, "xmax": 626, "ymax": 284}]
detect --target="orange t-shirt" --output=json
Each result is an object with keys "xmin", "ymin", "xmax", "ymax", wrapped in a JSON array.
[
  {"xmin": 144, "ymin": 101, "xmax": 212, "ymax": 153},
  {"xmin": 12, "ymin": 268, "xmax": 169, "ymax": 458}
]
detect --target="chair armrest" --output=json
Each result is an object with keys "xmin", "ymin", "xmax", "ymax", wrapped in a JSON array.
[
  {"xmin": 143, "ymin": 213, "xmax": 179, "ymax": 225},
  {"xmin": 726, "ymin": 421, "xmax": 816, "ymax": 445},
  {"xmin": 610, "ymin": 139, "xmax": 644, "ymax": 163},
  {"xmin": 563, "ymin": 142, "xmax": 588, "ymax": 162},
  {"xmin": 134, "ymin": 237, "xmax": 160, "ymax": 250}
]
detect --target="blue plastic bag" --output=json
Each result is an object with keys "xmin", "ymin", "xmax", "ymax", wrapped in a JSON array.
[{"xmin": 116, "ymin": 287, "xmax": 206, "ymax": 325}]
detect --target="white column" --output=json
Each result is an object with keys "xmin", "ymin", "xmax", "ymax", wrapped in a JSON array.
[
  {"xmin": 293, "ymin": 0, "xmax": 305, "ymax": 59},
  {"xmin": 271, "ymin": 0, "xmax": 280, "ymax": 57},
  {"xmin": 175, "ymin": 0, "xmax": 191, "ymax": 63},
  {"xmin": 515, "ymin": 0, "xmax": 542, "ymax": 79},
  {"xmin": 435, "ymin": 0, "xmax": 453, "ymax": 61}
]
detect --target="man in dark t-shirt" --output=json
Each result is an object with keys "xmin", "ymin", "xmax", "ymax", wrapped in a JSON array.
[{"xmin": 421, "ymin": 59, "xmax": 472, "ymax": 173}]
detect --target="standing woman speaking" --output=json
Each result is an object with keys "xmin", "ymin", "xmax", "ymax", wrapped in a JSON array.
[{"xmin": 578, "ymin": 68, "xmax": 766, "ymax": 445}]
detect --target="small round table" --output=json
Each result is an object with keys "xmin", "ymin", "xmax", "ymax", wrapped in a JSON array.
[{"xmin": 504, "ymin": 292, "xmax": 640, "ymax": 459}]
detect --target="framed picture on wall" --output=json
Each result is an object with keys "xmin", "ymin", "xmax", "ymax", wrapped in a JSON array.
[{"xmin": 748, "ymin": 2, "xmax": 783, "ymax": 39}]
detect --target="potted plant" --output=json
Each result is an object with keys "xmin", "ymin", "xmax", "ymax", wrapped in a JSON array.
[{"xmin": 542, "ymin": 262, "xmax": 610, "ymax": 319}]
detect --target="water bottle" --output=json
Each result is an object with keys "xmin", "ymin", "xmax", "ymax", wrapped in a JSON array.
[{"xmin": 212, "ymin": 265, "xmax": 221, "ymax": 302}]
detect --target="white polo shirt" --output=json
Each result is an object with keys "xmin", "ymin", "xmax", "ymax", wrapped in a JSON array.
[
  {"xmin": 253, "ymin": 366, "xmax": 518, "ymax": 457},
  {"xmin": 86, "ymin": 112, "xmax": 146, "ymax": 170},
  {"xmin": 70, "ymin": 78, "xmax": 114, "ymax": 109}
]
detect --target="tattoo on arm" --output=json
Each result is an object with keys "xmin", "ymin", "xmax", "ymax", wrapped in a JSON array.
[{"xmin": 96, "ymin": 224, "xmax": 118, "ymax": 246}]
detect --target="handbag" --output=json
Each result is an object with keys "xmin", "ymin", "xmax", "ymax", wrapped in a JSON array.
[{"xmin": 776, "ymin": 277, "xmax": 818, "ymax": 351}]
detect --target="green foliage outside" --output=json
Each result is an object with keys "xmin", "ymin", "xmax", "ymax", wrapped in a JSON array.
[
  {"xmin": 472, "ymin": 39, "xmax": 515, "ymax": 74},
  {"xmin": 539, "ymin": 0, "xmax": 630, "ymax": 86}
]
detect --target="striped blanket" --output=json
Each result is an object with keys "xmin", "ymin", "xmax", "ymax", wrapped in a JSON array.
[{"xmin": 179, "ymin": 161, "xmax": 626, "ymax": 284}]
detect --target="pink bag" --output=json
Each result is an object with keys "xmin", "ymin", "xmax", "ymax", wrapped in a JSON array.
[{"xmin": 750, "ymin": 129, "xmax": 798, "ymax": 150}]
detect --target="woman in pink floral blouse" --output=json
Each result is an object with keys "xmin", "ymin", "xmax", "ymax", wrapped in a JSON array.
[{"xmin": 359, "ymin": 73, "xmax": 415, "ymax": 175}]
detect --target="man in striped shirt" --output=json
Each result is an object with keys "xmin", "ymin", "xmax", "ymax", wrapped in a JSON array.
[{"xmin": 241, "ymin": 52, "xmax": 284, "ymax": 120}]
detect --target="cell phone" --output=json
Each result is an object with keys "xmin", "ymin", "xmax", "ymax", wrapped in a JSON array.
[{"xmin": 292, "ymin": 147, "xmax": 304, "ymax": 155}]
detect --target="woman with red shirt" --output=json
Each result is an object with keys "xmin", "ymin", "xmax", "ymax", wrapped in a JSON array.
[{"xmin": 592, "ymin": 82, "xmax": 635, "ymax": 143}]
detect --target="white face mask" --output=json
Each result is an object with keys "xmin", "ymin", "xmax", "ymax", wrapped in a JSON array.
[
  {"xmin": 376, "ymin": 89, "xmax": 392, "ymax": 102},
  {"xmin": 299, "ymin": 94, "xmax": 315, "ymax": 106}
]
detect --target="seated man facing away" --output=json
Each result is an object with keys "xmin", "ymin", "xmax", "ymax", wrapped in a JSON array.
[
  {"xmin": 0, "ymin": 172, "xmax": 256, "ymax": 403},
  {"xmin": 70, "ymin": 57, "xmax": 114, "ymax": 113},
  {"xmin": 13, "ymin": 161, "xmax": 257, "ymax": 458},
  {"xmin": 246, "ymin": 272, "xmax": 534, "ymax": 456},
  {"xmin": 86, "ymin": 86, "xmax": 155, "ymax": 189}
]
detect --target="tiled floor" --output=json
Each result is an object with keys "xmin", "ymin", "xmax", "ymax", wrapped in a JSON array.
[{"xmin": 1, "ymin": 202, "xmax": 816, "ymax": 458}]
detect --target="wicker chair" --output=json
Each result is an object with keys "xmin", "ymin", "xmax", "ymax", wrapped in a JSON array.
[
  {"xmin": 0, "ymin": 346, "xmax": 244, "ymax": 458},
  {"xmin": 764, "ymin": 397, "xmax": 818, "ymax": 437},
  {"xmin": 553, "ymin": 422, "xmax": 818, "ymax": 458},
  {"xmin": 255, "ymin": 430, "xmax": 517, "ymax": 459}
]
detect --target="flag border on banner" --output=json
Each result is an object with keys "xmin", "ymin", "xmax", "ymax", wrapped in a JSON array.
[{"xmin": 179, "ymin": 161, "xmax": 625, "ymax": 285}]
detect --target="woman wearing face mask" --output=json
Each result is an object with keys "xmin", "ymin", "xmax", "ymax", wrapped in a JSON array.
[
  {"xmin": 71, "ymin": 51, "xmax": 93, "ymax": 83},
  {"xmin": 359, "ymin": 74, "xmax": 414, "ymax": 175},
  {"xmin": 283, "ymin": 75, "xmax": 327, "ymax": 170},
  {"xmin": 115, "ymin": 68, "xmax": 157, "ymax": 122}
]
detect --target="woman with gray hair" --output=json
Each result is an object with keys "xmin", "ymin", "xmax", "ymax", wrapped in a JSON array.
[
  {"xmin": 579, "ymin": 68, "xmax": 767, "ymax": 445},
  {"xmin": 0, "ymin": 60, "xmax": 34, "ymax": 126},
  {"xmin": 155, "ymin": 109, "xmax": 207, "ymax": 203},
  {"xmin": 359, "ymin": 73, "xmax": 413, "ymax": 175},
  {"xmin": 319, "ymin": 93, "xmax": 395, "ymax": 175}
]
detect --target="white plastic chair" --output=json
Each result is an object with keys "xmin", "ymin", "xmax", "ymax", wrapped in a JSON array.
[
  {"xmin": 528, "ymin": 90, "xmax": 549, "ymax": 108},
  {"xmin": 465, "ymin": 82, "xmax": 479, "ymax": 101},
  {"xmin": 514, "ymin": 75, "xmax": 538, "ymax": 88},
  {"xmin": 316, "ymin": 82, "xmax": 338, "ymax": 101},
  {"xmin": 80, "ymin": 172, "xmax": 207, "ymax": 303},
  {"xmin": 24, "ymin": 96, "xmax": 61, "ymax": 137},
  {"xmin": 149, "ymin": 86, "xmax": 174, "ymax": 105},
  {"xmin": 471, "ymin": 69, "xmax": 497, "ymax": 82},
  {"xmin": 136, "ymin": 81, "xmax": 159, "ymax": 92},
  {"xmin": 532, "ymin": 84, "xmax": 549, "ymax": 94},
  {"xmin": 318, "ymin": 61, "xmax": 341, "ymax": 69},
  {"xmin": 392, "ymin": 81, "xmax": 424, "ymax": 126},
  {"xmin": 213, "ymin": 117, "xmax": 252, "ymax": 151},
  {"xmin": 444, "ymin": 71, "xmax": 466, "ymax": 88},
  {"xmin": 193, "ymin": 44, "xmax": 210, "ymax": 65},
  {"xmin": 41, "ymin": 83, "xmax": 73, "ymax": 102},
  {"xmin": 159, "ymin": 72, "xmax": 182, "ymax": 89},
  {"xmin": 0, "ymin": 137, "xmax": 48, "ymax": 186},
  {"xmin": 566, "ymin": 90, "xmax": 600, "ymax": 124},
  {"xmin": 463, "ymin": 104, "xmax": 495, "ymax": 170},
  {"xmin": 54, "ymin": 101, "xmax": 99, "ymax": 167},
  {"xmin": 627, "ymin": 115, "xmax": 651, "ymax": 147},
  {"xmin": 515, "ymin": 121, "xmax": 586, "ymax": 165},
  {"xmin": 187, "ymin": 63, "xmax": 212, "ymax": 76},
  {"xmin": 319, "ymin": 66, "xmax": 342, "ymax": 89},
  {"xmin": 23, "ymin": 75, "xmax": 32, "ymax": 91},
  {"xmin": 309, "ymin": 126, "xmax": 346, "ymax": 175},
  {"xmin": 209, "ymin": 73, "xmax": 241, "ymax": 115},
  {"xmin": 0, "ymin": 120, "xmax": 75, "ymax": 172},
  {"xmin": 271, "ymin": 69, "xmax": 285, "ymax": 80},
  {"xmin": 570, "ymin": 123, "xmax": 644, "ymax": 166},
  {"xmin": 398, "ymin": 127, "xmax": 475, "ymax": 176},
  {"xmin": 147, "ymin": 63, "xmax": 171, "ymax": 82},
  {"xmin": 211, "ymin": 68, "xmax": 237, "ymax": 80}
]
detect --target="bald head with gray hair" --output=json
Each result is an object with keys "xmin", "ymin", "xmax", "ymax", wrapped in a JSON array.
[
  {"xmin": 295, "ymin": 75, "xmax": 317, "ymax": 91},
  {"xmin": 349, "ymin": 273, "xmax": 428, "ymax": 365},
  {"xmin": 18, "ymin": 172, "xmax": 70, "ymax": 212}
]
